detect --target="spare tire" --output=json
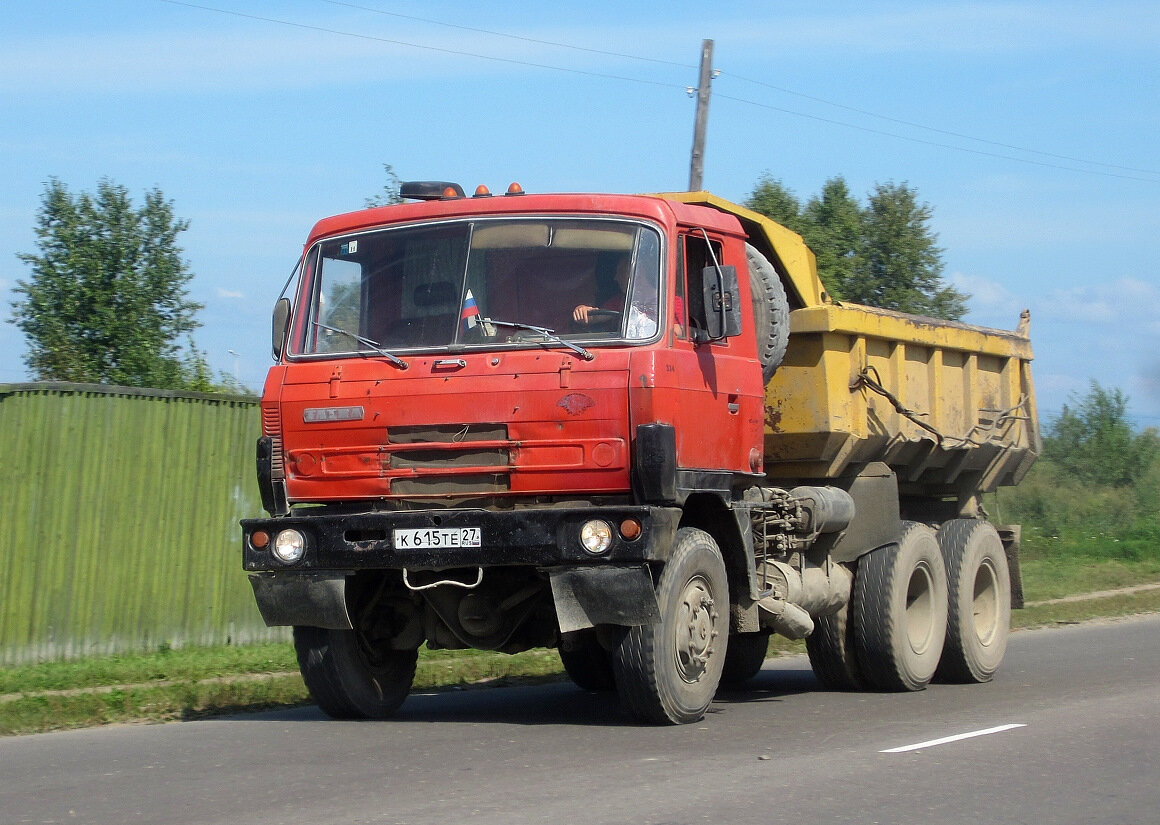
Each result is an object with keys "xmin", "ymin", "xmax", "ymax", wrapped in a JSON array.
[{"xmin": 746, "ymin": 243, "xmax": 790, "ymax": 383}]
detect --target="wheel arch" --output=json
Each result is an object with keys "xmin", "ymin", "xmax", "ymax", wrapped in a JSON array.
[{"xmin": 676, "ymin": 491, "xmax": 753, "ymax": 610}]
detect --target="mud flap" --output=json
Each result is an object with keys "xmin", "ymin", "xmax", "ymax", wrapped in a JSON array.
[
  {"xmin": 248, "ymin": 573, "xmax": 354, "ymax": 629},
  {"xmin": 997, "ymin": 525, "xmax": 1025, "ymax": 609},
  {"xmin": 550, "ymin": 566, "xmax": 660, "ymax": 633}
]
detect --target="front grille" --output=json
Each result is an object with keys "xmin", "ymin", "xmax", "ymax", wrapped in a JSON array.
[
  {"xmin": 389, "ymin": 447, "xmax": 509, "ymax": 469},
  {"xmin": 262, "ymin": 407, "xmax": 285, "ymax": 479},
  {"xmin": 386, "ymin": 423, "xmax": 511, "ymax": 495},
  {"xmin": 391, "ymin": 474, "xmax": 511, "ymax": 496},
  {"xmin": 388, "ymin": 424, "xmax": 507, "ymax": 444}
]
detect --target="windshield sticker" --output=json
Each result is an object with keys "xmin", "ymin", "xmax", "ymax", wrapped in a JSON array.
[{"xmin": 340, "ymin": 240, "xmax": 358, "ymax": 256}]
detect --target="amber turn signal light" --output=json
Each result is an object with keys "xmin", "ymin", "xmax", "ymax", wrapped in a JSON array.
[{"xmin": 619, "ymin": 519, "xmax": 642, "ymax": 541}]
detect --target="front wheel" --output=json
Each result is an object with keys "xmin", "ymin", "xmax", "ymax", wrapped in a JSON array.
[
  {"xmin": 293, "ymin": 626, "xmax": 418, "ymax": 719},
  {"xmin": 612, "ymin": 528, "xmax": 729, "ymax": 724}
]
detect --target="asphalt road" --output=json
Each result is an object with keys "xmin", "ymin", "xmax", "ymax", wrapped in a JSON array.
[{"xmin": 3, "ymin": 615, "xmax": 1158, "ymax": 825}]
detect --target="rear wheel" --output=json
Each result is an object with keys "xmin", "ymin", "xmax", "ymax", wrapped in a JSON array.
[
  {"xmin": 720, "ymin": 632, "xmax": 770, "ymax": 685},
  {"xmin": 936, "ymin": 519, "xmax": 1011, "ymax": 683},
  {"xmin": 852, "ymin": 522, "xmax": 948, "ymax": 691},
  {"xmin": 806, "ymin": 602, "xmax": 864, "ymax": 691},
  {"xmin": 293, "ymin": 625, "xmax": 417, "ymax": 719},
  {"xmin": 559, "ymin": 629, "xmax": 616, "ymax": 692},
  {"xmin": 612, "ymin": 528, "xmax": 728, "ymax": 724}
]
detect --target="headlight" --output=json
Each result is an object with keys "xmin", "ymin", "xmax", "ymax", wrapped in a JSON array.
[
  {"xmin": 272, "ymin": 529, "xmax": 306, "ymax": 564},
  {"xmin": 580, "ymin": 520, "xmax": 614, "ymax": 555}
]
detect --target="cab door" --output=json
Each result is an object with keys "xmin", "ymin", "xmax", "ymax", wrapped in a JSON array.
[{"xmin": 651, "ymin": 230, "xmax": 765, "ymax": 477}]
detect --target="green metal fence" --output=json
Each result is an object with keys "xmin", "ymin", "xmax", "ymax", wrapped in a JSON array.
[{"xmin": 0, "ymin": 383, "xmax": 286, "ymax": 665}]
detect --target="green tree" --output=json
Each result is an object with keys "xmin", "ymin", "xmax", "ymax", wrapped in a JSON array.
[
  {"xmin": 745, "ymin": 175, "xmax": 969, "ymax": 321},
  {"xmin": 1044, "ymin": 382, "xmax": 1160, "ymax": 488},
  {"xmin": 856, "ymin": 182, "xmax": 967, "ymax": 320},
  {"xmin": 365, "ymin": 163, "xmax": 403, "ymax": 208},
  {"xmin": 801, "ymin": 177, "xmax": 863, "ymax": 302},
  {"xmin": 745, "ymin": 175, "xmax": 805, "ymax": 235},
  {"xmin": 11, "ymin": 177, "xmax": 207, "ymax": 390}
]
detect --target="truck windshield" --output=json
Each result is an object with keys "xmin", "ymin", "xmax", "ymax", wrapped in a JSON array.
[{"xmin": 293, "ymin": 218, "xmax": 662, "ymax": 356}]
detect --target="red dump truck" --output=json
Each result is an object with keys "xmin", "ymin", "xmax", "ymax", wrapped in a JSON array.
[{"xmin": 241, "ymin": 181, "xmax": 1039, "ymax": 724}]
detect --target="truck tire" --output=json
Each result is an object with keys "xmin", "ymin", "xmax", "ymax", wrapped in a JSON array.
[
  {"xmin": 746, "ymin": 243, "xmax": 790, "ymax": 384},
  {"xmin": 852, "ymin": 522, "xmax": 948, "ymax": 691},
  {"xmin": 293, "ymin": 625, "xmax": 417, "ymax": 719},
  {"xmin": 935, "ymin": 519, "xmax": 1011, "ymax": 683},
  {"xmin": 720, "ymin": 632, "xmax": 770, "ymax": 685},
  {"xmin": 612, "ymin": 527, "xmax": 728, "ymax": 724},
  {"xmin": 559, "ymin": 629, "xmax": 616, "ymax": 692},
  {"xmin": 806, "ymin": 602, "xmax": 864, "ymax": 691}
]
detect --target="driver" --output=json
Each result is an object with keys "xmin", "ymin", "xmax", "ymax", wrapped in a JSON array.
[{"xmin": 572, "ymin": 256, "xmax": 630, "ymax": 326}]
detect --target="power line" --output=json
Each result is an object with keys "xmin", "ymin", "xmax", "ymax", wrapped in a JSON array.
[
  {"xmin": 310, "ymin": 0, "xmax": 1158, "ymax": 181},
  {"xmin": 316, "ymin": 0, "xmax": 697, "ymax": 71},
  {"xmin": 159, "ymin": 0, "xmax": 1159, "ymax": 184},
  {"xmin": 714, "ymin": 91, "xmax": 1160, "ymax": 183},
  {"xmin": 157, "ymin": 0, "xmax": 684, "ymax": 90},
  {"xmin": 719, "ymin": 72, "xmax": 1160, "ymax": 179}
]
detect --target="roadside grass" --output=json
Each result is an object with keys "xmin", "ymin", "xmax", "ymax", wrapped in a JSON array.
[
  {"xmin": 0, "ymin": 645, "xmax": 565, "ymax": 737},
  {"xmin": 3, "ymin": 552, "xmax": 1158, "ymax": 737}
]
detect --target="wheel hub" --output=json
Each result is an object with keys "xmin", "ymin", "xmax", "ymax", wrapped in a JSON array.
[{"xmin": 675, "ymin": 575, "xmax": 719, "ymax": 682}]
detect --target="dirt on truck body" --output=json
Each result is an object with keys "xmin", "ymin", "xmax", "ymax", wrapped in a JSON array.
[{"xmin": 241, "ymin": 181, "xmax": 1039, "ymax": 724}]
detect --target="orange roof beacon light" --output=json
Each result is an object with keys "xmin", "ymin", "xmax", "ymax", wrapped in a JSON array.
[
  {"xmin": 506, "ymin": 182, "xmax": 525, "ymax": 195},
  {"xmin": 474, "ymin": 184, "xmax": 492, "ymax": 197}
]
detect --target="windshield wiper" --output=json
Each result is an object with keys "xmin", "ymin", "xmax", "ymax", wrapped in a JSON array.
[
  {"xmin": 483, "ymin": 318, "xmax": 594, "ymax": 361},
  {"xmin": 313, "ymin": 322, "xmax": 409, "ymax": 370}
]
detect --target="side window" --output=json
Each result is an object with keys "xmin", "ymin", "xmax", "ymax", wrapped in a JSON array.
[
  {"xmin": 683, "ymin": 232, "xmax": 722, "ymax": 342},
  {"xmin": 625, "ymin": 228, "xmax": 661, "ymax": 340}
]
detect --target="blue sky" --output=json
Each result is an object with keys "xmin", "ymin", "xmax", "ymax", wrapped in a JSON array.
[{"xmin": 2, "ymin": 1, "xmax": 1158, "ymax": 426}]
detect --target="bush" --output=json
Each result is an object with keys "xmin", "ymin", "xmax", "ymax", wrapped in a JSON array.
[
  {"xmin": 1043, "ymin": 382, "xmax": 1159, "ymax": 488},
  {"xmin": 992, "ymin": 383, "xmax": 1160, "ymax": 564}
]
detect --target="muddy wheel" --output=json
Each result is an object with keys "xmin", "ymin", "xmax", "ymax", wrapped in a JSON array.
[
  {"xmin": 612, "ymin": 527, "xmax": 728, "ymax": 724},
  {"xmin": 852, "ymin": 522, "xmax": 948, "ymax": 691},
  {"xmin": 747, "ymin": 243, "xmax": 790, "ymax": 383},
  {"xmin": 293, "ymin": 625, "xmax": 417, "ymax": 719},
  {"xmin": 720, "ymin": 632, "xmax": 770, "ymax": 685},
  {"xmin": 559, "ymin": 629, "xmax": 616, "ymax": 692},
  {"xmin": 806, "ymin": 601, "xmax": 864, "ymax": 691},
  {"xmin": 936, "ymin": 519, "xmax": 1011, "ymax": 683}
]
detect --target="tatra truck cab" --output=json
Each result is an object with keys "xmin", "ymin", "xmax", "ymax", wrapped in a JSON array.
[{"xmin": 241, "ymin": 182, "xmax": 1039, "ymax": 724}]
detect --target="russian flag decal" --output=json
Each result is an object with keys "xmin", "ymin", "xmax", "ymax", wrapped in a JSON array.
[{"xmin": 460, "ymin": 289, "xmax": 481, "ymax": 331}]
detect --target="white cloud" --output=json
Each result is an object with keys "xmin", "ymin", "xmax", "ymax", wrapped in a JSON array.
[
  {"xmin": 216, "ymin": 288, "xmax": 245, "ymax": 300},
  {"xmin": 952, "ymin": 271, "xmax": 1020, "ymax": 311},
  {"xmin": 0, "ymin": 9, "xmax": 687, "ymax": 97},
  {"xmin": 1039, "ymin": 277, "xmax": 1160, "ymax": 328},
  {"xmin": 0, "ymin": 20, "xmax": 502, "ymax": 96}
]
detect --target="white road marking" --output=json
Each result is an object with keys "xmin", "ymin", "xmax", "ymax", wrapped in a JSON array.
[{"xmin": 880, "ymin": 723, "xmax": 1027, "ymax": 753}]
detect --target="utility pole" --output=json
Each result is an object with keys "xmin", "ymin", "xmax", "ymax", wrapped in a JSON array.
[{"xmin": 688, "ymin": 39, "xmax": 715, "ymax": 191}]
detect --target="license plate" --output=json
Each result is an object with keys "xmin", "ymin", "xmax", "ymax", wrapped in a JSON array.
[{"xmin": 393, "ymin": 527, "xmax": 482, "ymax": 549}]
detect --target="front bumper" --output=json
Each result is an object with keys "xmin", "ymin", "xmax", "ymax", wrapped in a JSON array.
[{"xmin": 241, "ymin": 504, "xmax": 680, "ymax": 573}]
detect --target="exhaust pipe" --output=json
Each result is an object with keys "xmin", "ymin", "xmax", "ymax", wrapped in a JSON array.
[{"xmin": 757, "ymin": 558, "xmax": 852, "ymax": 639}]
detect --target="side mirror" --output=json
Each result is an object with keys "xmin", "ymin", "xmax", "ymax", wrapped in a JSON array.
[
  {"xmin": 272, "ymin": 298, "xmax": 291, "ymax": 360},
  {"xmin": 701, "ymin": 264, "xmax": 742, "ymax": 340}
]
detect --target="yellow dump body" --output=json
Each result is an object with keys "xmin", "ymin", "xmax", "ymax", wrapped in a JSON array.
[
  {"xmin": 764, "ymin": 304, "xmax": 1039, "ymax": 494},
  {"xmin": 658, "ymin": 191, "xmax": 1040, "ymax": 496}
]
